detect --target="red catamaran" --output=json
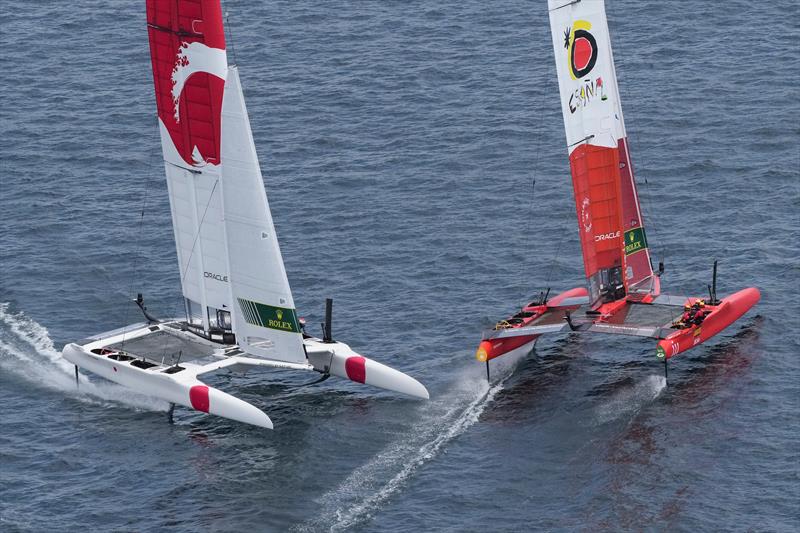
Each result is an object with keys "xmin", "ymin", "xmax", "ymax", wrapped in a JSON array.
[{"xmin": 476, "ymin": 0, "xmax": 760, "ymax": 377}]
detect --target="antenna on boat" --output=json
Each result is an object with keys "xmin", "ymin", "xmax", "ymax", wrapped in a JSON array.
[
  {"xmin": 322, "ymin": 298, "xmax": 334, "ymax": 343},
  {"xmin": 708, "ymin": 260, "xmax": 721, "ymax": 305}
]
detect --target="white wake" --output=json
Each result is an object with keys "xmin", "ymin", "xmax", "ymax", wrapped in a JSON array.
[
  {"xmin": 594, "ymin": 373, "xmax": 666, "ymax": 425},
  {"xmin": 0, "ymin": 303, "xmax": 167, "ymax": 412},
  {"xmin": 297, "ymin": 351, "xmax": 525, "ymax": 533}
]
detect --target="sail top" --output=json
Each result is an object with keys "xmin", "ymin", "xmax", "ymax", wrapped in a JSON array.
[
  {"xmin": 147, "ymin": 0, "xmax": 227, "ymax": 169},
  {"xmin": 548, "ymin": 0, "xmax": 654, "ymax": 305}
]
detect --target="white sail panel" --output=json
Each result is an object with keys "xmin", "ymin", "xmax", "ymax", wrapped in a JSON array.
[
  {"xmin": 159, "ymin": 125, "xmax": 233, "ymax": 326},
  {"xmin": 220, "ymin": 67, "xmax": 306, "ymax": 364},
  {"xmin": 548, "ymin": 0, "xmax": 623, "ymax": 153}
]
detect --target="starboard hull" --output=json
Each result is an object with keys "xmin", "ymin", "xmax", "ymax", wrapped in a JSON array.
[{"xmin": 657, "ymin": 287, "xmax": 761, "ymax": 360}]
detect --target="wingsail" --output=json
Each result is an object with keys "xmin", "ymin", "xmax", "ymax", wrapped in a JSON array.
[
  {"xmin": 549, "ymin": 0, "xmax": 655, "ymax": 306},
  {"xmin": 146, "ymin": 0, "xmax": 304, "ymax": 363}
]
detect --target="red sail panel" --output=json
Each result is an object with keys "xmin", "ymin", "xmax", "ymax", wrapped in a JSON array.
[
  {"xmin": 617, "ymin": 137, "xmax": 654, "ymax": 289},
  {"xmin": 146, "ymin": 0, "xmax": 226, "ymax": 168},
  {"xmin": 569, "ymin": 143, "xmax": 625, "ymax": 303}
]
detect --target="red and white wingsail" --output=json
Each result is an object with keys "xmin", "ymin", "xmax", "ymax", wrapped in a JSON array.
[
  {"xmin": 146, "ymin": 0, "xmax": 304, "ymax": 363},
  {"xmin": 548, "ymin": 0, "xmax": 655, "ymax": 306}
]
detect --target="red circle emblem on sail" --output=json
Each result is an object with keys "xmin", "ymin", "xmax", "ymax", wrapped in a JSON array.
[
  {"xmin": 573, "ymin": 37, "xmax": 593, "ymax": 71},
  {"xmin": 569, "ymin": 28, "xmax": 598, "ymax": 79}
]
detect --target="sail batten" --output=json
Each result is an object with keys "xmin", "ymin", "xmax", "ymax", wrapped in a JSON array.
[{"xmin": 548, "ymin": 0, "xmax": 654, "ymax": 306}]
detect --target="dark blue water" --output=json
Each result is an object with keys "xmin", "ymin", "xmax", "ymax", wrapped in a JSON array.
[{"xmin": 2, "ymin": 1, "xmax": 798, "ymax": 531}]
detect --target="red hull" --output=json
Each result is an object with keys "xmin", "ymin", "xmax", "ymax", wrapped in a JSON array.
[
  {"xmin": 477, "ymin": 287, "xmax": 588, "ymax": 361},
  {"xmin": 657, "ymin": 287, "xmax": 760, "ymax": 360}
]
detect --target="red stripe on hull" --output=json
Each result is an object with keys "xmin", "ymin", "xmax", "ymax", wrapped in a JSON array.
[
  {"xmin": 657, "ymin": 287, "xmax": 760, "ymax": 359},
  {"xmin": 345, "ymin": 356, "xmax": 367, "ymax": 383},
  {"xmin": 189, "ymin": 385, "xmax": 210, "ymax": 412}
]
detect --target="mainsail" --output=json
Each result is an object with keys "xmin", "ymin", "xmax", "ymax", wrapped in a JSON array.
[
  {"xmin": 548, "ymin": 0, "xmax": 654, "ymax": 306},
  {"xmin": 146, "ymin": 0, "xmax": 305, "ymax": 363}
]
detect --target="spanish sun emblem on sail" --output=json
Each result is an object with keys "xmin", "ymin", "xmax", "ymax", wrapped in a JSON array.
[{"xmin": 564, "ymin": 20, "xmax": 607, "ymax": 113}]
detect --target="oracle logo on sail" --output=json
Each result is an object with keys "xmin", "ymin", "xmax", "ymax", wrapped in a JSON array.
[
  {"xmin": 594, "ymin": 231, "xmax": 620, "ymax": 242},
  {"xmin": 204, "ymin": 271, "xmax": 228, "ymax": 283}
]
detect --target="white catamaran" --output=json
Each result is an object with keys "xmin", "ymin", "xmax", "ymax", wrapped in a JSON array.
[{"xmin": 63, "ymin": 0, "xmax": 428, "ymax": 429}]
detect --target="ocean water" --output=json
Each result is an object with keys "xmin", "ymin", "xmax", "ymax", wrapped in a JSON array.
[{"xmin": 1, "ymin": 1, "xmax": 798, "ymax": 531}]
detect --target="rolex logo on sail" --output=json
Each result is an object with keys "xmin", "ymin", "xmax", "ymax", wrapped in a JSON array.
[
  {"xmin": 238, "ymin": 299, "xmax": 300, "ymax": 333},
  {"xmin": 624, "ymin": 227, "xmax": 648, "ymax": 256}
]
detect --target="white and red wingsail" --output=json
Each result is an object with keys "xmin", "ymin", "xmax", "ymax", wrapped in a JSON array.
[
  {"xmin": 476, "ymin": 0, "xmax": 759, "ymax": 372},
  {"xmin": 549, "ymin": 0, "xmax": 655, "ymax": 307},
  {"xmin": 147, "ymin": 0, "xmax": 306, "ymax": 363}
]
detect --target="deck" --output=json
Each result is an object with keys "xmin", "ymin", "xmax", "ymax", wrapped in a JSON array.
[{"xmin": 107, "ymin": 327, "xmax": 221, "ymax": 365}]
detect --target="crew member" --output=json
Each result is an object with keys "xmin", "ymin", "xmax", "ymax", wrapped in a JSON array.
[
  {"xmin": 691, "ymin": 300, "xmax": 707, "ymax": 326},
  {"xmin": 675, "ymin": 303, "xmax": 693, "ymax": 329}
]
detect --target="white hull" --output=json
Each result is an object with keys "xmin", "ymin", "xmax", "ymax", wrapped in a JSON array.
[{"xmin": 63, "ymin": 321, "xmax": 428, "ymax": 429}]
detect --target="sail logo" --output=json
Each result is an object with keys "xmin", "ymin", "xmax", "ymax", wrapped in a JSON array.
[
  {"xmin": 267, "ymin": 307, "xmax": 296, "ymax": 331},
  {"xmin": 238, "ymin": 299, "xmax": 300, "ymax": 334},
  {"xmin": 149, "ymin": 25, "xmax": 227, "ymax": 169},
  {"xmin": 568, "ymin": 77, "xmax": 607, "ymax": 114},
  {"xmin": 595, "ymin": 231, "xmax": 620, "ymax": 242},
  {"xmin": 624, "ymin": 227, "xmax": 648, "ymax": 256},
  {"xmin": 564, "ymin": 21, "xmax": 598, "ymax": 80},
  {"xmin": 581, "ymin": 197, "xmax": 592, "ymax": 233},
  {"xmin": 563, "ymin": 21, "xmax": 607, "ymax": 114},
  {"xmin": 204, "ymin": 271, "xmax": 228, "ymax": 283}
]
